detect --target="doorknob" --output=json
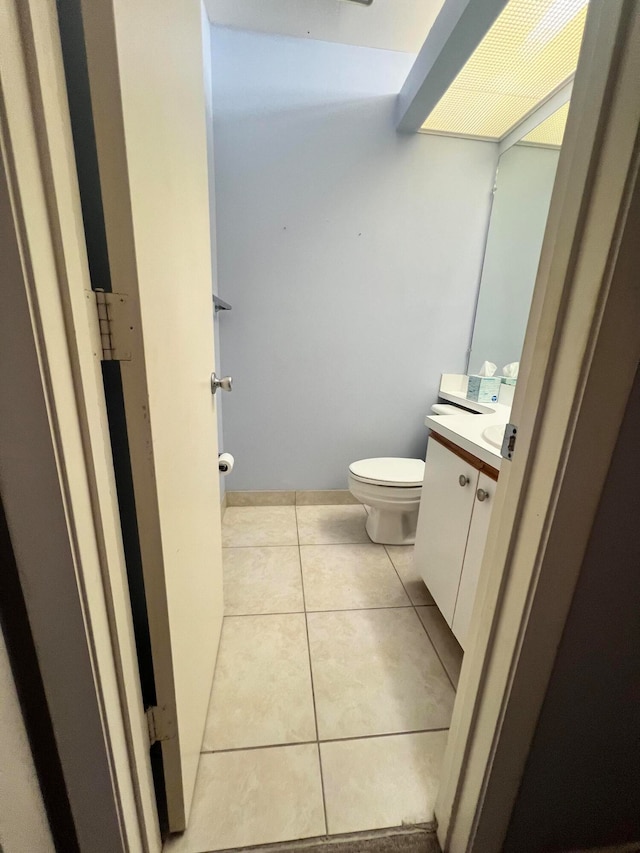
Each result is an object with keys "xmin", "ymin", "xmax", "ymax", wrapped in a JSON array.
[
  {"xmin": 211, "ymin": 372, "xmax": 233, "ymax": 395},
  {"xmin": 477, "ymin": 488, "xmax": 490, "ymax": 502},
  {"xmin": 458, "ymin": 475, "xmax": 470, "ymax": 487}
]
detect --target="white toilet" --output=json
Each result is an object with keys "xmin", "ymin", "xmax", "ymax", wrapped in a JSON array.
[
  {"xmin": 348, "ymin": 457, "xmax": 425, "ymax": 545},
  {"xmin": 348, "ymin": 403, "xmax": 467, "ymax": 544}
]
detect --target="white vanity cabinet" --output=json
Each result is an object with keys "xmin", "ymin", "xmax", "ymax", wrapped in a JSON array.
[
  {"xmin": 452, "ymin": 470, "xmax": 494, "ymax": 647},
  {"xmin": 415, "ymin": 433, "xmax": 498, "ymax": 648}
]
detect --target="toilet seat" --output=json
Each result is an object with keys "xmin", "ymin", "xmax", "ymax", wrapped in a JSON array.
[{"xmin": 348, "ymin": 457, "xmax": 425, "ymax": 488}]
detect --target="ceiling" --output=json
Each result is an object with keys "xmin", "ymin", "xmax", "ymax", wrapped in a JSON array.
[
  {"xmin": 420, "ymin": 0, "xmax": 586, "ymax": 140},
  {"xmin": 203, "ymin": 0, "xmax": 447, "ymax": 54}
]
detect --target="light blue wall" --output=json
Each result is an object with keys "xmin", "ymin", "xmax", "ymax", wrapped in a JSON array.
[
  {"xmin": 201, "ymin": 5, "xmax": 225, "ymax": 497},
  {"xmin": 469, "ymin": 144, "xmax": 560, "ymax": 374},
  {"xmin": 210, "ymin": 28, "xmax": 498, "ymax": 490}
]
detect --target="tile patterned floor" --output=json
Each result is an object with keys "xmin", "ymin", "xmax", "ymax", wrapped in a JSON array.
[{"xmin": 165, "ymin": 505, "xmax": 463, "ymax": 853}]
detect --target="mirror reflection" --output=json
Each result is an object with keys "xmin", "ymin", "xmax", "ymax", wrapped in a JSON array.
[{"xmin": 468, "ymin": 102, "xmax": 569, "ymax": 375}]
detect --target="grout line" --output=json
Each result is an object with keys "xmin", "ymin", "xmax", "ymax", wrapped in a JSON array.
[
  {"xmin": 305, "ymin": 604, "xmax": 413, "ymax": 613},
  {"xmin": 316, "ymin": 742, "xmax": 328, "ymax": 834},
  {"xmin": 202, "ymin": 740, "xmax": 317, "ymax": 755},
  {"xmin": 319, "ymin": 727, "xmax": 450, "ymax": 745},
  {"xmin": 296, "ymin": 503, "xmax": 329, "ymax": 837},
  {"xmin": 414, "ymin": 614, "xmax": 458, "ymax": 692},
  {"xmin": 224, "ymin": 543, "xmax": 373, "ymax": 549},
  {"xmin": 221, "ymin": 604, "xmax": 418, "ymax": 618},
  {"xmin": 222, "ymin": 543, "xmax": 300, "ymax": 549},
  {"xmin": 221, "ymin": 602, "xmax": 429, "ymax": 618},
  {"xmin": 222, "ymin": 610, "xmax": 306, "ymax": 618},
  {"xmin": 383, "ymin": 546, "xmax": 457, "ymax": 693},
  {"xmin": 238, "ymin": 604, "xmax": 413, "ymax": 617},
  {"xmin": 201, "ymin": 727, "xmax": 451, "ymax": 756}
]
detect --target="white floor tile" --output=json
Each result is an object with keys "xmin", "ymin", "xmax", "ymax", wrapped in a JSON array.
[
  {"xmin": 320, "ymin": 731, "xmax": 448, "ymax": 834},
  {"xmin": 416, "ymin": 606, "xmax": 464, "ymax": 688},
  {"xmin": 164, "ymin": 745, "xmax": 326, "ymax": 852},
  {"xmin": 223, "ymin": 546, "xmax": 303, "ymax": 615},
  {"xmin": 307, "ymin": 608, "xmax": 455, "ymax": 740},
  {"xmin": 203, "ymin": 614, "xmax": 316, "ymax": 751},
  {"xmin": 300, "ymin": 544, "xmax": 410, "ymax": 611},
  {"xmin": 296, "ymin": 505, "xmax": 369, "ymax": 545},
  {"xmin": 385, "ymin": 546, "xmax": 435, "ymax": 606},
  {"xmin": 222, "ymin": 506, "xmax": 298, "ymax": 547}
]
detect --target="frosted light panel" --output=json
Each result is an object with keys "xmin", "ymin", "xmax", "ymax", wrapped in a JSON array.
[
  {"xmin": 521, "ymin": 102, "xmax": 569, "ymax": 146},
  {"xmin": 421, "ymin": 0, "xmax": 587, "ymax": 139}
]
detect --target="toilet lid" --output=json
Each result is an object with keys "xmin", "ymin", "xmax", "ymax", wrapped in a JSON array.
[{"xmin": 349, "ymin": 457, "xmax": 425, "ymax": 487}]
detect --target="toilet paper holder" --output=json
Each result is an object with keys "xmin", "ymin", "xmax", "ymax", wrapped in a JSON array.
[{"xmin": 218, "ymin": 452, "xmax": 234, "ymax": 474}]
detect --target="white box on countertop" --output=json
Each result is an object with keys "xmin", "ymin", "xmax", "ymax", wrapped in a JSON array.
[{"xmin": 466, "ymin": 375, "xmax": 502, "ymax": 403}]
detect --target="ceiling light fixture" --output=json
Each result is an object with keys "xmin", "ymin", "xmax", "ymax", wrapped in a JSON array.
[
  {"xmin": 520, "ymin": 101, "xmax": 569, "ymax": 147},
  {"xmin": 420, "ymin": 0, "xmax": 587, "ymax": 140}
]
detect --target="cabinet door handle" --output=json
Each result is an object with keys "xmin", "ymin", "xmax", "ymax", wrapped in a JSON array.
[
  {"xmin": 459, "ymin": 475, "xmax": 470, "ymax": 487},
  {"xmin": 477, "ymin": 488, "xmax": 490, "ymax": 502}
]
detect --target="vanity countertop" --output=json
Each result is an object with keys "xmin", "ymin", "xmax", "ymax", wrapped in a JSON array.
[
  {"xmin": 425, "ymin": 402, "xmax": 511, "ymax": 469},
  {"xmin": 437, "ymin": 390, "xmax": 499, "ymax": 414}
]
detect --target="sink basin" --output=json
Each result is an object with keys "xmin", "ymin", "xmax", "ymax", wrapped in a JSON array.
[{"xmin": 483, "ymin": 423, "xmax": 506, "ymax": 449}]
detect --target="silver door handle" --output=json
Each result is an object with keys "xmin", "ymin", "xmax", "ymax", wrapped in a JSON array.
[
  {"xmin": 211, "ymin": 372, "xmax": 233, "ymax": 395},
  {"xmin": 477, "ymin": 488, "xmax": 489, "ymax": 502},
  {"xmin": 459, "ymin": 475, "xmax": 470, "ymax": 487}
]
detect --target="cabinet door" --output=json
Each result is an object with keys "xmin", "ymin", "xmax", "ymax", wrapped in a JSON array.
[
  {"xmin": 415, "ymin": 438, "xmax": 479, "ymax": 625},
  {"xmin": 452, "ymin": 472, "xmax": 495, "ymax": 648}
]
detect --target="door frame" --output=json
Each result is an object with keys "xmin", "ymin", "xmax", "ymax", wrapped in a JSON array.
[
  {"xmin": 2, "ymin": 2, "xmax": 639, "ymax": 853},
  {"xmin": 437, "ymin": 1, "xmax": 640, "ymax": 849},
  {"xmin": 0, "ymin": 1, "xmax": 159, "ymax": 850}
]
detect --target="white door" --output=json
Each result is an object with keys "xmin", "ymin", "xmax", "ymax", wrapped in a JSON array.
[
  {"xmin": 79, "ymin": 0, "xmax": 223, "ymax": 831},
  {"xmin": 415, "ymin": 437, "xmax": 478, "ymax": 624},
  {"xmin": 452, "ymin": 472, "xmax": 495, "ymax": 648}
]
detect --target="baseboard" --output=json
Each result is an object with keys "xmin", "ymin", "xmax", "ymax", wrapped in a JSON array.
[
  {"xmin": 295, "ymin": 490, "xmax": 359, "ymax": 506},
  {"xmin": 226, "ymin": 490, "xmax": 295, "ymax": 506},
  {"xmin": 226, "ymin": 490, "xmax": 359, "ymax": 507}
]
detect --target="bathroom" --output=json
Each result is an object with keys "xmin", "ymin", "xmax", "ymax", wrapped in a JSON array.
[
  {"xmin": 169, "ymin": 1, "xmax": 581, "ymax": 850},
  {"xmin": 5, "ymin": 0, "xmax": 640, "ymax": 850}
]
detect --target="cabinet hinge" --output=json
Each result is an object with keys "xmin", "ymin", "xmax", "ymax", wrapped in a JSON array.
[
  {"xmin": 145, "ymin": 705, "xmax": 175, "ymax": 746},
  {"xmin": 501, "ymin": 423, "xmax": 518, "ymax": 461},
  {"xmin": 94, "ymin": 289, "xmax": 134, "ymax": 361}
]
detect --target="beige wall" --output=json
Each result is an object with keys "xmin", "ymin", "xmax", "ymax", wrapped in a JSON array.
[{"xmin": 504, "ymin": 366, "xmax": 640, "ymax": 851}]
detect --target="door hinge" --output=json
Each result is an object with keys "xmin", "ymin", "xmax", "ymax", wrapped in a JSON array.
[
  {"xmin": 145, "ymin": 705, "xmax": 175, "ymax": 746},
  {"xmin": 501, "ymin": 423, "xmax": 518, "ymax": 461},
  {"xmin": 94, "ymin": 289, "xmax": 134, "ymax": 361}
]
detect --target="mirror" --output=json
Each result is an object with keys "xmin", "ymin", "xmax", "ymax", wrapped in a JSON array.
[{"xmin": 467, "ymin": 102, "xmax": 568, "ymax": 376}]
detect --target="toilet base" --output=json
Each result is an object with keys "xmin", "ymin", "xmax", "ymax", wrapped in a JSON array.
[{"xmin": 365, "ymin": 506, "xmax": 419, "ymax": 546}]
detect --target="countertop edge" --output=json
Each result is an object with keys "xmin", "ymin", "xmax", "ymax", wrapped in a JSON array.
[{"xmin": 425, "ymin": 416, "xmax": 503, "ymax": 469}]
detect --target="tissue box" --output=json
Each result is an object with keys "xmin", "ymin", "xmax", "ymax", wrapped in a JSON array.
[
  {"xmin": 501, "ymin": 377, "xmax": 517, "ymax": 386},
  {"xmin": 467, "ymin": 375, "xmax": 502, "ymax": 403}
]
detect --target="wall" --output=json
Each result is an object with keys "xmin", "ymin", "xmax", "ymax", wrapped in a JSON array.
[
  {"xmin": 210, "ymin": 28, "xmax": 498, "ymax": 490},
  {"xmin": 469, "ymin": 143, "xmax": 560, "ymax": 374},
  {"xmin": 504, "ymin": 366, "xmax": 640, "ymax": 852}
]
